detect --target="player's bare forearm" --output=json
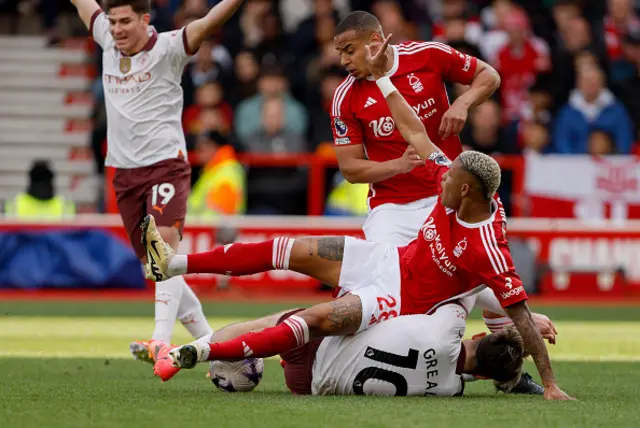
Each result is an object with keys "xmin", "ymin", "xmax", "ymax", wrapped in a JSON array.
[
  {"xmin": 341, "ymin": 158, "xmax": 407, "ymax": 183},
  {"xmin": 384, "ymin": 90, "xmax": 439, "ymax": 161},
  {"xmin": 335, "ymin": 145, "xmax": 405, "ymax": 183},
  {"xmin": 452, "ymin": 61, "xmax": 501, "ymax": 110},
  {"xmin": 69, "ymin": 0, "xmax": 101, "ymax": 29},
  {"xmin": 185, "ymin": 0, "xmax": 244, "ymax": 53},
  {"xmin": 505, "ymin": 301, "xmax": 556, "ymax": 387}
]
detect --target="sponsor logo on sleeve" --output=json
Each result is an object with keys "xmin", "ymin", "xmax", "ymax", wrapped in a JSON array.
[{"xmin": 333, "ymin": 117, "xmax": 348, "ymax": 137}]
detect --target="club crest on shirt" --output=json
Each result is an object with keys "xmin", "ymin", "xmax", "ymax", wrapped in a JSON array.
[
  {"xmin": 453, "ymin": 237, "xmax": 467, "ymax": 258},
  {"xmin": 334, "ymin": 117, "xmax": 348, "ymax": 137},
  {"xmin": 138, "ymin": 52, "xmax": 150, "ymax": 68},
  {"xmin": 119, "ymin": 57, "xmax": 131, "ymax": 74}
]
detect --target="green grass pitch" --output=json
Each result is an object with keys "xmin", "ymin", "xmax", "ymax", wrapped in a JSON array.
[{"xmin": 1, "ymin": 300, "xmax": 640, "ymax": 428}]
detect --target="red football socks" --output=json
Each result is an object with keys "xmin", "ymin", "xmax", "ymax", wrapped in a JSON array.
[
  {"xmin": 187, "ymin": 237, "xmax": 294, "ymax": 276},
  {"xmin": 207, "ymin": 315, "xmax": 310, "ymax": 360}
]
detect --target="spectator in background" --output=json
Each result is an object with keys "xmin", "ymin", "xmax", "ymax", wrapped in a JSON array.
[
  {"xmin": 230, "ymin": 50, "xmax": 260, "ymax": 106},
  {"xmin": 615, "ymin": 30, "xmax": 640, "ymax": 143},
  {"xmin": 432, "ymin": 0, "xmax": 483, "ymax": 46},
  {"xmin": 494, "ymin": 7, "xmax": 550, "ymax": 123},
  {"xmin": 478, "ymin": 0, "xmax": 516, "ymax": 63},
  {"xmin": 188, "ymin": 130, "xmax": 246, "ymax": 218},
  {"xmin": 553, "ymin": 66, "xmax": 633, "ymax": 154},
  {"xmin": 603, "ymin": 0, "xmax": 640, "ymax": 62},
  {"xmin": 184, "ymin": 81, "xmax": 233, "ymax": 137},
  {"xmin": 372, "ymin": 0, "xmax": 415, "ymax": 43},
  {"xmin": 4, "ymin": 160, "xmax": 75, "ymax": 218},
  {"xmin": 461, "ymin": 100, "xmax": 511, "ymax": 154},
  {"xmin": 182, "ymin": 37, "xmax": 233, "ymax": 107},
  {"xmin": 551, "ymin": 15, "xmax": 608, "ymax": 111},
  {"xmin": 234, "ymin": 64, "xmax": 308, "ymax": 150},
  {"xmin": 325, "ymin": 172, "xmax": 369, "ymax": 217},
  {"xmin": 588, "ymin": 129, "xmax": 616, "ymax": 156},
  {"xmin": 242, "ymin": 96, "xmax": 308, "ymax": 215},
  {"xmin": 520, "ymin": 121, "xmax": 551, "ymax": 154}
]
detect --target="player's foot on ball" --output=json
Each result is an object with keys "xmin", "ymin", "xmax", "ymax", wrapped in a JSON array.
[
  {"xmin": 129, "ymin": 340, "xmax": 154, "ymax": 364},
  {"xmin": 169, "ymin": 344, "xmax": 204, "ymax": 369},
  {"xmin": 141, "ymin": 214, "xmax": 175, "ymax": 281},
  {"xmin": 506, "ymin": 372, "xmax": 544, "ymax": 395},
  {"xmin": 152, "ymin": 343, "xmax": 181, "ymax": 382}
]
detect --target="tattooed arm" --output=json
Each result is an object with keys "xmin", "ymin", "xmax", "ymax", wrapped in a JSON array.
[{"xmin": 506, "ymin": 301, "xmax": 575, "ymax": 400}]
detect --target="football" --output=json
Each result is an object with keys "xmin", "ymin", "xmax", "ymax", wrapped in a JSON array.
[{"xmin": 208, "ymin": 358, "xmax": 264, "ymax": 393}]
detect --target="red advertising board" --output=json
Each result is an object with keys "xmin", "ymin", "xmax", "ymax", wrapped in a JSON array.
[{"xmin": 1, "ymin": 215, "xmax": 639, "ymax": 296}]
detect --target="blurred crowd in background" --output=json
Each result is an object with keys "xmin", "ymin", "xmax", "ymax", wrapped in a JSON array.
[{"xmin": 3, "ymin": 0, "xmax": 640, "ymax": 217}]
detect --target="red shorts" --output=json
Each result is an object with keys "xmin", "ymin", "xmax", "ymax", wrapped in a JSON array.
[
  {"xmin": 277, "ymin": 309, "xmax": 323, "ymax": 395},
  {"xmin": 112, "ymin": 158, "xmax": 191, "ymax": 259}
]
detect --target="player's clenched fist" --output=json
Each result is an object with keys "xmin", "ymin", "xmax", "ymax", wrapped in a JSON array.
[
  {"xmin": 439, "ymin": 103, "xmax": 468, "ymax": 139},
  {"xmin": 395, "ymin": 146, "xmax": 424, "ymax": 174}
]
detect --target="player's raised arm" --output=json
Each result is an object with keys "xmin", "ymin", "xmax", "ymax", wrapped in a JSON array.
[
  {"xmin": 505, "ymin": 301, "xmax": 573, "ymax": 400},
  {"xmin": 69, "ymin": 0, "xmax": 101, "ymax": 30},
  {"xmin": 364, "ymin": 34, "xmax": 439, "ymax": 162},
  {"xmin": 184, "ymin": 0, "xmax": 244, "ymax": 54}
]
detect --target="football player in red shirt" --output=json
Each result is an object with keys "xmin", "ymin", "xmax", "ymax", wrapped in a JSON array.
[
  {"xmin": 330, "ymin": 11, "xmax": 540, "ymax": 391},
  {"xmin": 144, "ymin": 41, "xmax": 573, "ymax": 399},
  {"xmin": 329, "ymin": 11, "xmax": 500, "ymax": 246}
]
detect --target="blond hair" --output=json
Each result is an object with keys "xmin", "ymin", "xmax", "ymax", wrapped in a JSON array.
[{"xmin": 458, "ymin": 150, "xmax": 502, "ymax": 200}]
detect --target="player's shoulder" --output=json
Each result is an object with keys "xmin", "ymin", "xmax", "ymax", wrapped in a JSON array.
[
  {"xmin": 331, "ymin": 74, "xmax": 358, "ymax": 116},
  {"xmin": 396, "ymin": 41, "xmax": 454, "ymax": 60}
]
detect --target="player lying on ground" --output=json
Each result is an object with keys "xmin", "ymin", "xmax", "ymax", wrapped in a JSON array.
[
  {"xmin": 141, "ymin": 93, "xmax": 572, "ymax": 400},
  {"xmin": 69, "ymin": 0, "xmax": 245, "ymax": 365},
  {"xmin": 184, "ymin": 292, "xmax": 557, "ymax": 396}
]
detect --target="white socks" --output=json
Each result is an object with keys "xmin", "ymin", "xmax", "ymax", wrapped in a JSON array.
[
  {"xmin": 168, "ymin": 255, "xmax": 188, "ymax": 276},
  {"xmin": 178, "ymin": 281, "xmax": 213, "ymax": 339},
  {"xmin": 152, "ymin": 275, "xmax": 184, "ymax": 343},
  {"xmin": 152, "ymin": 275, "xmax": 213, "ymax": 343}
]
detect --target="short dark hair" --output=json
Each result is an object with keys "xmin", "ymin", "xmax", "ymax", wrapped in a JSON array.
[
  {"xmin": 335, "ymin": 11, "xmax": 382, "ymax": 36},
  {"xmin": 474, "ymin": 328, "xmax": 525, "ymax": 384},
  {"xmin": 105, "ymin": 0, "xmax": 151, "ymax": 14}
]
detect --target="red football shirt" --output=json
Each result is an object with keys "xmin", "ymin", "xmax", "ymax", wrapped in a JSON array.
[
  {"xmin": 330, "ymin": 41, "xmax": 478, "ymax": 210},
  {"xmin": 397, "ymin": 153, "xmax": 528, "ymax": 314}
]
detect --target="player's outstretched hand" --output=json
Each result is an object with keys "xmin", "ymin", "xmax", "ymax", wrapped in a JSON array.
[
  {"xmin": 439, "ymin": 103, "xmax": 468, "ymax": 138},
  {"xmin": 364, "ymin": 33, "xmax": 393, "ymax": 79},
  {"xmin": 532, "ymin": 313, "xmax": 558, "ymax": 345},
  {"xmin": 397, "ymin": 146, "xmax": 424, "ymax": 173},
  {"xmin": 544, "ymin": 383, "xmax": 576, "ymax": 401}
]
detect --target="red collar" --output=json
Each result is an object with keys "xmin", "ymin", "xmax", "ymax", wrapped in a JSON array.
[{"xmin": 119, "ymin": 29, "xmax": 158, "ymax": 57}]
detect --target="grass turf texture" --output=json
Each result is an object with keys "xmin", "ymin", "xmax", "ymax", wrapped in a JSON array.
[{"xmin": 2, "ymin": 301, "xmax": 640, "ymax": 427}]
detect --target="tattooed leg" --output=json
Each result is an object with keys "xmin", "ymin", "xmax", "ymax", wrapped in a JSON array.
[
  {"xmin": 288, "ymin": 236, "xmax": 346, "ymax": 288},
  {"xmin": 297, "ymin": 294, "xmax": 363, "ymax": 338}
]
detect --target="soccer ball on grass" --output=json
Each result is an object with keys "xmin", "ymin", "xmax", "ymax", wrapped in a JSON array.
[{"xmin": 208, "ymin": 358, "xmax": 264, "ymax": 392}]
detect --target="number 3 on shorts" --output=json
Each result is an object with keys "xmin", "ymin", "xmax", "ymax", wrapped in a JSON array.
[{"xmin": 151, "ymin": 183, "xmax": 175, "ymax": 206}]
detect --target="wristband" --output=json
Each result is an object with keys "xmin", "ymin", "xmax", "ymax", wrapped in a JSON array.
[{"xmin": 376, "ymin": 76, "xmax": 397, "ymax": 98}]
